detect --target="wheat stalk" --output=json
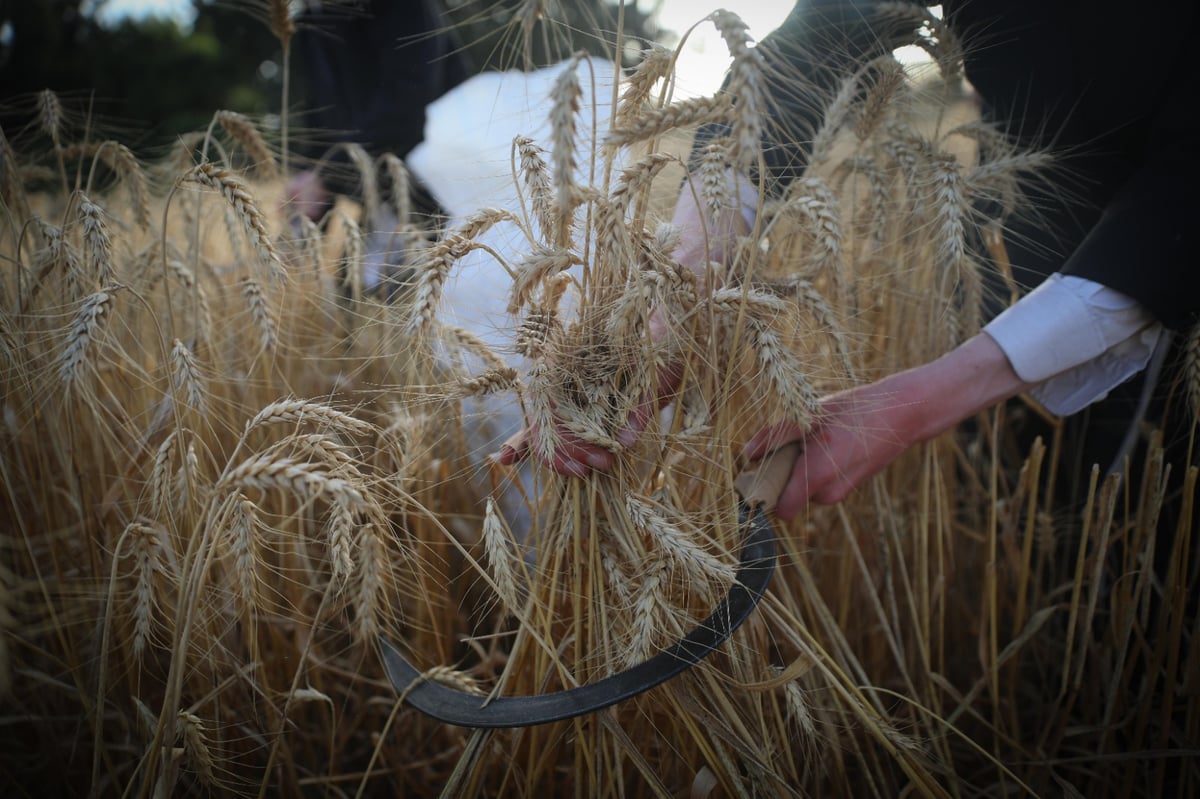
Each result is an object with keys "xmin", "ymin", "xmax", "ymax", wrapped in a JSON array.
[
  {"xmin": 66, "ymin": 140, "xmax": 152, "ymax": 230},
  {"xmin": 228, "ymin": 496, "xmax": 260, "ymax": 616},
  {"xmin": 184, "ymin": 163, "xmax": 284, "ymax": 281},
  {"xmin": 240, "ymin": 278, "xmax": 277, "ymax": 352},
  {"xmin": 710, "ymin": 10, "xmax": 767, "ymax": 167},
  {"xmin": 0, "ymin": 127, "xmax": 29, "ymax": 222},
  {"xmin": 127, "ymin": 521, "xmax": 164, "ymax": 659},
  {"xmin": 344, "ymin": 143, "xmax": 380, "ymax": 226},
  {"xmin": 617, "ymin": 44, "xmax": 675, "ymax": 126},
  {"xmin": 627, "ymin": 555, "xmax": 671, "ymax": 665},
  {"xmin": 219, "ymin": 455, "xmax": 367, "ymax": 508},
  {"xmin": 352, "ymin": 524, "xmax": 390, "ymax": 643},
  {"xmin": 245, "ymin": 399, "xmax": 375, "ymax": 438},
  {"xmin": 380, "ymin": 152, "xmax": 411, "ymax": 224},
  {"xmin": 59, "ymin": 290, "xmax": 113, "ymax": 389},
  {"xmin": 339, "ymin": 210, "xmax": 365, "ymax": 304},
  {"xmin": 177, "ymin": 711, "xmax": 217, "ymax": 787},
  {"xmin": 605, "ymin": 96, "xmax": 732, "ymax": 152},
  {"xmin": 509, "ymin": 245, "xmax": 579, "ymax": 314},
  {"xmin": 215, "ymin": 110, "xmax": 277, "ymax": 179},
  {"xmin": 77, "ymin": 194, "xmax": 114, "ymax": 289},
  {"xmin": 626, "ymin": 496, "xmax": 735, "ymax": 584},
  {"xmin": 328, "ymin": 496, "xmax": 356, "ymax": 583},
  {"xmin": 482, "ymin": 497, "xmax": 522, "ymax": 613},
  {"xmin": 165, "ymin": 259, "xmax": 213, "ymax": 346},
  {"xmin": 37, "ymin": 89, "xmax": 63, "ymax": 149},
  {"xmin": 549, "ymin": 56, "xmax": 582, "ymax": 249},
  {"xmin": 149, "ymin": 431, "xmax": 178, "ymax": 520},
  {"xmin": 459, "ymin": 367, "xmax": 520, "ymax": 398}
]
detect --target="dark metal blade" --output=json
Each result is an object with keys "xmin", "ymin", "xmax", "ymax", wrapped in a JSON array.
[{"xmin": 380, "ymin": 500, "xmax": 777, "ymax": 728}]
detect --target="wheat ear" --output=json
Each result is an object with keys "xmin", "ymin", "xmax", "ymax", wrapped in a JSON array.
[
  {"xmin": 60, "ymin": 290, "xmax": 113, "ymax": 390},
  {"xmin": 215, "ymin": 110, "xmax": 277, "ymax": 179},
  {"xmin": 185, "ymin": 163, "xmax": 285, "ymax": 281},
  {"xmin": 240, "ymin": 278, "xmax": 277, "ymax": 353},
  {"xmin": 549, "ymin": 56, "xmax": 582, "ymax": 249}
]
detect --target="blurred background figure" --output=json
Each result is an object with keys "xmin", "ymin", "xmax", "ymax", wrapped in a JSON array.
[{"xmin": 283, "ymin": 0, "xmax": 473, "ymax": 294}]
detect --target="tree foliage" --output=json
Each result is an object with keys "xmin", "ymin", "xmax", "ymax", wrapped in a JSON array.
[{"xmin": 0, "ymin": 0, "xmax": 665, "ymax": 156}]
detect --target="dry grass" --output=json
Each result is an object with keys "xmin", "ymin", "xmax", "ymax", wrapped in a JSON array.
[{"xmin": 0, "ymin": 6, "xmax": 1196, "ymax": 798}]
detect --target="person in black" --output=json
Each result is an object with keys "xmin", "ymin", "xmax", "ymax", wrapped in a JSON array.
[
  {"xmin": 726, "ymin": 0, "xmax": 1200, "ymax": 519},
  {"xmin": 524, "ymin": 0, "xmax": 1200, "ymax": 528},
  {"xmin": 284, "ymin": 0, "xmax": 472, "ymax": 227}
]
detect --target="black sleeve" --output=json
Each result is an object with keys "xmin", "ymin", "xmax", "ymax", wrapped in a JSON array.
[{"xmin": 1059, "ymin": 56, "xmax": 1200, "ymax": 331}]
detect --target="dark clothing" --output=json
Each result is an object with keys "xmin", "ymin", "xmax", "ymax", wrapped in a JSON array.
[
  {"xmin": 703, "ymin": 0, "xmax": 1200, "ymax": 513},
  {"xmin": 293, "ymin": 0, "xmax": 472, "ymax": 207},
  {"xmin": 722, "ymin": 0, "xmax": 1200, "ymax": 331}
]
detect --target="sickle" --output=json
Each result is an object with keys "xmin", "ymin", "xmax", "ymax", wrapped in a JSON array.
[{"xmin": 380, "ymin": 443, "xmax": 799, "ymax": 728}]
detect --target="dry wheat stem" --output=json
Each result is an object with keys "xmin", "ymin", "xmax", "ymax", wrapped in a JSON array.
[
  {"xmin": 1186, "ymin": 324, "xmax": 1200, "ymax": 425},
  {"xmin": 710, "ymin": 10, "xmax": 767, "ymax": 167},
  {"xmin": 149, "ymin": 430, "xmax": 179, "ymax": 520},
  {"xmin": 69, "ymin": 140, "xmax": 152, "ymax": 230},
  {"xmin": 328, "ymin": 496, "xmax": 356, "ymax": 583},
  {"xmin": 513, "ymin": 135, "xmax": 556, "ymax": 240},
  {"xmin": 229, "ymin": 496, "xmax": 260, "ymax": 615},
  {"xmin": 219, "ymin": 455, "xmax": 367, "ymax": 508},
  {"xmin": 240, "ymin": 278, "xmax": 277, "ymax": 352},
  {"xmin": 165, "ymin": 259, "xmax": 213, "ymax": 346},
  {"xmin": 459, "ymin": 367, "xmax": 520, "ymax": 398},
  {"xmin": 509, "ymin": 245, "xmax": 579, "ymax": 314},
  {"xmin": 875, "ymin": 2, "xmax": 964, "ymax": 80},
  {"xmin": 245, "ymin": 398, "xmax": 375, "ymax": 438},
  {"xmin": 345, "ymin": 143, "xmax": 380, "ymax": 226},
  {"xmin": 626, "ymin": 496, "xmax": 735, "ymax": 584},
  {"xmin": 340, "ymin": 211, "xmax": 365, "ymax": 304}
]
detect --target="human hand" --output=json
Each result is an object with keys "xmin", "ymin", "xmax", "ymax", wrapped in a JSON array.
[
  {"xmin": 741, "ymin": 333, "xmax": 1035, "ymax": 519},
  {"xmin": 496, "ymin": 358, "xmax": 683, "ymax": 476},
  {"xmin": 283, "ymin": 169, "xmax": 332, "ymax": 223},
  {"xmin": 742, "ymin": 384, "xmax": 919, "ymax": 519}
]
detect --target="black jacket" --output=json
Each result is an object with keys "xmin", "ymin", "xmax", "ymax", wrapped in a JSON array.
[
  {"xmin": 710, "ymin": 0, "xmax": 1199, "ymax": 330},
  {"xmin": 293, "ymin": 0, "xmax": 473, "ymax": 200}
]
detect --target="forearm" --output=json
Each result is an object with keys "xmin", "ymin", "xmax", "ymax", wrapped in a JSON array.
[{"xmin": 880, "ymin": 333, "xmax": 1036, "ymax": 446}]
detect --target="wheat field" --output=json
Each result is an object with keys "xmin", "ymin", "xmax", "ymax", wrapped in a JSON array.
[{"xmin": 0, "ymin": 5, "xmax": 1197, "ymax": 797}]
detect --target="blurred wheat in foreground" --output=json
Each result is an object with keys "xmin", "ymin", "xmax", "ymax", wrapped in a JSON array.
[{"xmin": 1, "ymin": 8, "xmax": 1197, "ymax": 798}]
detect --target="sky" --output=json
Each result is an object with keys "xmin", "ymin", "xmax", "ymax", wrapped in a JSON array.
[{"xmin": 94, "ymin": 0, "xmax": 800, "ymax": 97}]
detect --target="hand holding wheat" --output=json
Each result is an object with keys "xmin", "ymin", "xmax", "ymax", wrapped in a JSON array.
[{"xmin": 744, "ymin": 332, "xmax": 1035, "ymax": 517}]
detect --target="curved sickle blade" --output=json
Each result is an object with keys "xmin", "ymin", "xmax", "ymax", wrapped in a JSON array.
[{"xmin": 380, "ymin": 501, "xmax": 777, "ymax": 728}]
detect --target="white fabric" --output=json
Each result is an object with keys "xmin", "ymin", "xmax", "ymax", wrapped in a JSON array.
[
  {"xmin": 984, "ymin": 273, "xmax": 1162, "ymax": 416},
  {"xmin": 406, "ymin": 58, "xmax": 621, "ymax": 536}
]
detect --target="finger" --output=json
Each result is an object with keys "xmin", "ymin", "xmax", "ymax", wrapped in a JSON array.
[
  {"xmin": 775, "ymin": 449, "xmax": 813, "ymax": 521},
  {"xmin": 496, "ymin": 428, "xmax": 531, "ymax": 465},
  {"xmin": 517, "ymin": 420, "xmax": 614, "ymax": 476},
  {"xmin": 743, "ymin": 420, "xmax": 809, "ymax": 462}
]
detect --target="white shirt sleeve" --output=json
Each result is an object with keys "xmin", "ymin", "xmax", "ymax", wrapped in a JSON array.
[{"xmin": 983, "ymin": 273, "xmax": 1163, "ymax": 416}]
